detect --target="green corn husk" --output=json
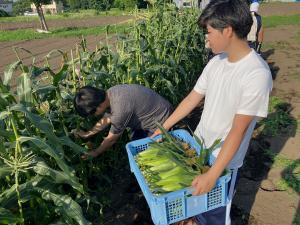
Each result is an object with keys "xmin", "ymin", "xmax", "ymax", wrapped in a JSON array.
[{"xmin": 135, "ymin": 124, "xmax": 222, "ymax": 195}]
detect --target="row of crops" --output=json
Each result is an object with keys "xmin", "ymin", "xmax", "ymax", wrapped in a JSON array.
[{"xmin": 0, "ymin": 4, "xmax": 206, "ymax": 225}]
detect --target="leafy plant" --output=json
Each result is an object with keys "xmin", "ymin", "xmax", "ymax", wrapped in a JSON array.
[{"xmin": 0, "ymin": 4, "xmax": 206, "ymax": 224}]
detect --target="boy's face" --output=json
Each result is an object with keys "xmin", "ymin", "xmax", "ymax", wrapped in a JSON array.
[{"xmin": 206, "ymin": 25, "xmax": 230, "ymax": 54}]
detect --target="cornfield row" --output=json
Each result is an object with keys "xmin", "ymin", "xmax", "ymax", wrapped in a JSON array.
[{"xmin": 0, "ymin": 4, "xmax": 206, "ymax": 225}]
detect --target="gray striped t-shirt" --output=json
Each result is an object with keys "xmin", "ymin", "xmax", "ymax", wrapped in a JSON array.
[{"xmin": 107, "ymin": 84, "xmax": 173, "ymax": 134}]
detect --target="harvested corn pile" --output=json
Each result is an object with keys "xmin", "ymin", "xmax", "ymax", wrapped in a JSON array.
[{"xmin": 135, "ymin": 126, "xmax": 221, "ymax": 194}]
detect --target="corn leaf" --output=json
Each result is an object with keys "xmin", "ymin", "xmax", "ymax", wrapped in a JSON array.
[
  {"xmin": 52, "ymin": 64, "xmax": 69, "ymax": 87},
  {"xmin": 59, "ymin": 136, "xmax": 87, "ymax": 155},
  {"xmin": 35, "ymin": 188, "xmax": 91, "ymax": 225},
  {"xmin": 18, "ymin": 136, "xmax": 74, "ymax": 176},
  {"xmin": 11, "ymin": 104, "xmax": 62, "ymax": 147},
  {"xmin": 30, "ymin": 66, "xmax": 49, "ymax": 78},
  {"xmin": 0, "ymin": 166, "xmax": 13, "ymax": 178},
  {"xmin": 0, "ymin": 111, "xmax": 11, "ymax": 120},
  {"xmin": 34, "ymin": 161, "xmax": 84, "ymax": 194},
  {"xmin": 3, "ymin": 61, "xmax": 22, "ymax": 86},
  {"xmin": 0, "ymin": 207, "xmax": 22, "ymax": 224},
  {"xmin": 17, "ymin": 72, "xmax": 33, "ymax": 104},
  {"xmin": 49, "ymin": 221, "xmax": 66, "ymax": 225},
  {"xmin": 0, "ymin": 175, "xmax": 43, "ymax": 207}
]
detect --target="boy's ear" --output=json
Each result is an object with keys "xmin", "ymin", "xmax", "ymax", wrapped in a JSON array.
[{"xmin": 222, "ymin": 26, "xmax": 233, "ymax": 38}]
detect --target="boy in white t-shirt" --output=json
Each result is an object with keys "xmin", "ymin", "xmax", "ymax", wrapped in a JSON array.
[{"xmin": 152, "ymin": 0, "xmax": 272, "ymax": 224}]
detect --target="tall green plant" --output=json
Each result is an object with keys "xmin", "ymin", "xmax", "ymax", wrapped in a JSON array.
[{"xmin": 0, "ymin": 4, "xmax": 206, "ymax": 224}]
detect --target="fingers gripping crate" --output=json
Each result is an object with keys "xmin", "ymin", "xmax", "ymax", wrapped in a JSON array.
[{"xmin": 126, "ymin": 129, "xmax": 231, "ymax": 225}]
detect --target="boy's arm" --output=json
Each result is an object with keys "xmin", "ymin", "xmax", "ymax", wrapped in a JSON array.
[
  {"xmin": 257, "ymin": 26, "xmax": 264, "ymax": 53},
  {"xmin": 75, "ymin": 117, "xmax": 111, "ymax": 139},
  {"xmin": 258, "ymin": 26, "xmax": 264, "ymax": 43},
  {"xmin": 82, "ymin": 131, "xmax": 121, "ymax": 159},
  {"xmin": 152, "ymin": 90, "xmax": 204, "ymax": 135},
  {"xmin": 192, "ymin": 114, "xmax": 254, "ymax": 195}
]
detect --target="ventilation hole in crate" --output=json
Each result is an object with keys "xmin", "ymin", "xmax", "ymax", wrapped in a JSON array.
[
  {"xmin": 135, "ymin": 144, "xmax": 149, "ymax": 153},
  {"xmin": 166, "ymin": 198, "xmax": 184, "ymax": 222},
  {"xmin": 207, "ymin": 185, "xmax": 222, "ymax": 209}
]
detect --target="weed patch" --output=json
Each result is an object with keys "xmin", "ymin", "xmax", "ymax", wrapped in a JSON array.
[{"xmin": 257, "ymin": 96, "xmax": 297, "ymax": 137}]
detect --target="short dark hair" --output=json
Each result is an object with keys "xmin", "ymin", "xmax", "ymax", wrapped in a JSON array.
[
  {"xmin": 74, "ymin": 86, "xmax": 106, "ymax": 117},
  {"xmin": 198, "ymin": 0, "xmax": 253, "ymax": 39}
]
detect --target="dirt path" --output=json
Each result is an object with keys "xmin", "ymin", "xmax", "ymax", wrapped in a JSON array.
[
  {"xmin": 0, "ymin": 15, "xmax": 131, "ymax": 31},
  {"xmin": 260, "ymin": 2, "xmax": 300, "ymax": 16},
  {"xmin": 0, "ymin": 15, "xmax": 130, "ymax": 77},
  {"xmin": 0, "ymin": 35, "xmax": 110, "ymax": 75}
]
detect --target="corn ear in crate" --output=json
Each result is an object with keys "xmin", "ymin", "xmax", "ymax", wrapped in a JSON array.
[{"xmin": 135, "ymin": 125, "xmax": 221, "ymax": 194}]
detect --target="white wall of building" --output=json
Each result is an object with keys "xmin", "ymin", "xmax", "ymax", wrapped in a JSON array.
[{"xmin": 0, "ymin": 2, "xmax": 13, "ymax": 13}]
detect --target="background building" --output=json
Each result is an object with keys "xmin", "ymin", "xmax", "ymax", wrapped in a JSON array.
[
  {"xmin": 31, "ymin": 0, "xmax": 64, "ymax": 14},
  {"xmin": 0, "ymin": 0, "xmax": 13, "ymax": 14}
]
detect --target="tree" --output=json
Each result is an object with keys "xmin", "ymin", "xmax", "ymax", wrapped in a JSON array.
[
  {"xmin": 67, "ymin": 0, "xmax": 81, "ymax": 10},
  {"xmin": 31, "ymin": 0, "xmax": 52, "ymax": 31},
  {"xmin": 13, "ymin": 0, "xmax": 31, "ymax": 16}
]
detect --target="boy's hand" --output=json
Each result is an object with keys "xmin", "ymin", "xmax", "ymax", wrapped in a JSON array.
[
  {"xmin": 191, "ymin": 171, "xmax": 218, "ymax": 195},
  {"xmin": 81, "ymin": 150, "xmax": 100, "ymax": 160},
  {"xmin": 72, "ymin": 129, "xmax": 90, "ymax": 139},
  {"xmin": 150, "ymin": 129, "xmax": 162, "ymax": 138}
]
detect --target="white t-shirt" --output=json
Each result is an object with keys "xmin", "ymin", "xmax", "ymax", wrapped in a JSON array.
[
  {"xmin": 247, "ymin": 12, "xmax": 258, "ymax": 42},
  {"xmin": 193, "ymin": 50, "xmax": 272, "ymax": 169}
]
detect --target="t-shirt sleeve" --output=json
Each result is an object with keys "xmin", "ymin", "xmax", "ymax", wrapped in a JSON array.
[
  {"xmin": 193, "ymin": 56, "xmax": 217, "ymax": 94},
  {"xmin": 193, "ymin": 64, "xmax": 209, "ymax": 95},
  {"xmin": 237, "ymin": 68, "xmax": 273, "ymax": 118},
  {"xmin": 109, "ymin": 110, "xmax": 133, "ymax": 134}
]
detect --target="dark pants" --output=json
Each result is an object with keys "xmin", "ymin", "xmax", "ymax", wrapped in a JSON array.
[
  {"xmin": 194, "ymin": 171, "xmax": 239, "ymax": 225},
  {"xmin": 248, "ymin": 41, "xmax": 257, "ymax": 50},
  {"xmin": 195, "ymin": 206, "xmax": 226, "ymax": 225},
  {"xmin": 131, "ymin": 129, "xmax": 151, "ymax": 141}
]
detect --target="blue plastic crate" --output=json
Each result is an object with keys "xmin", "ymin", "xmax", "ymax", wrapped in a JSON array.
[{"xmin": 126, "ymin": 129, "xmax": 231, "ymax": 225}]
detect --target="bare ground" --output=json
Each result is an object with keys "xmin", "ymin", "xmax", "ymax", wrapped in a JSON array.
[
  {"xmin": 260, "ymin": 2, "xmax": 300, "ymax": 16},
  {"xmin": 0, "ymin": 35, "xmax": 111, "ymax": 76},
  {"xmin": 0, "ymin": 15, "xmax": 132, "ymax": 31},
  {"xmin": 0, "ymin": 15, "xmax": 131, "ymax": 77}
]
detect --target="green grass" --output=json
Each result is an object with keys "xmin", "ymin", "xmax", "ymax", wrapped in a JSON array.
[
  {"xmin": 263, "ymin": 14, "xmax": 300, "ymax": 28},
  {"xmin": 0, "ymin": 23, "xmax": 130, "ymax": 42},
  {"xmin": 293, "ymin": 214, "xmax": 300, "ymax": 225},
  {"xmin": 263, "ymin": 149, "xmax": 300, "ymax": 194},
  {"xmin": 257, "ymin": 96, "xmax": 297, "ymax": 137},
  {"xmin": 0, "ymin": 8, "xmax": 132, "ymax": 23}
]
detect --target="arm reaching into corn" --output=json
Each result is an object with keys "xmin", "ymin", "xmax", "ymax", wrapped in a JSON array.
[
  {"xmin": 81, "ymin": 131, "xmax": 121, "ymax": 159},
  {"xmin": 191, "ymin": 114, "xmax": 254, "ymax": 195},
  {"xmin": 151, "ymin": 90, "xmax": 204, "ymax": 137},
  {"xmin": 74, "ymin": 117, "xmax": 111, "ymax": 139}
]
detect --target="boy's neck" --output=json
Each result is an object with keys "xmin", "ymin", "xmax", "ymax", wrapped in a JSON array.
[{"xmin": 226, "ymin": 39, "xmax": 252, "ymax": 63}]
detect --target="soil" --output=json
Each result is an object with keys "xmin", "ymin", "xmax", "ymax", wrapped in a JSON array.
[
  {"xmin": 0, "ymin": 15, "xmax": 131, "ymax": 77},
  {"xmin": 0, "ymin": 35, "xmax": 113, "ymax": 83},
  {"xmin": 0, "ymin": 15, "xmax": 132, "ymax": 31},
  {"xmin": 260, "ymin": 2, "xmax": 300, "ymax": 16}
]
